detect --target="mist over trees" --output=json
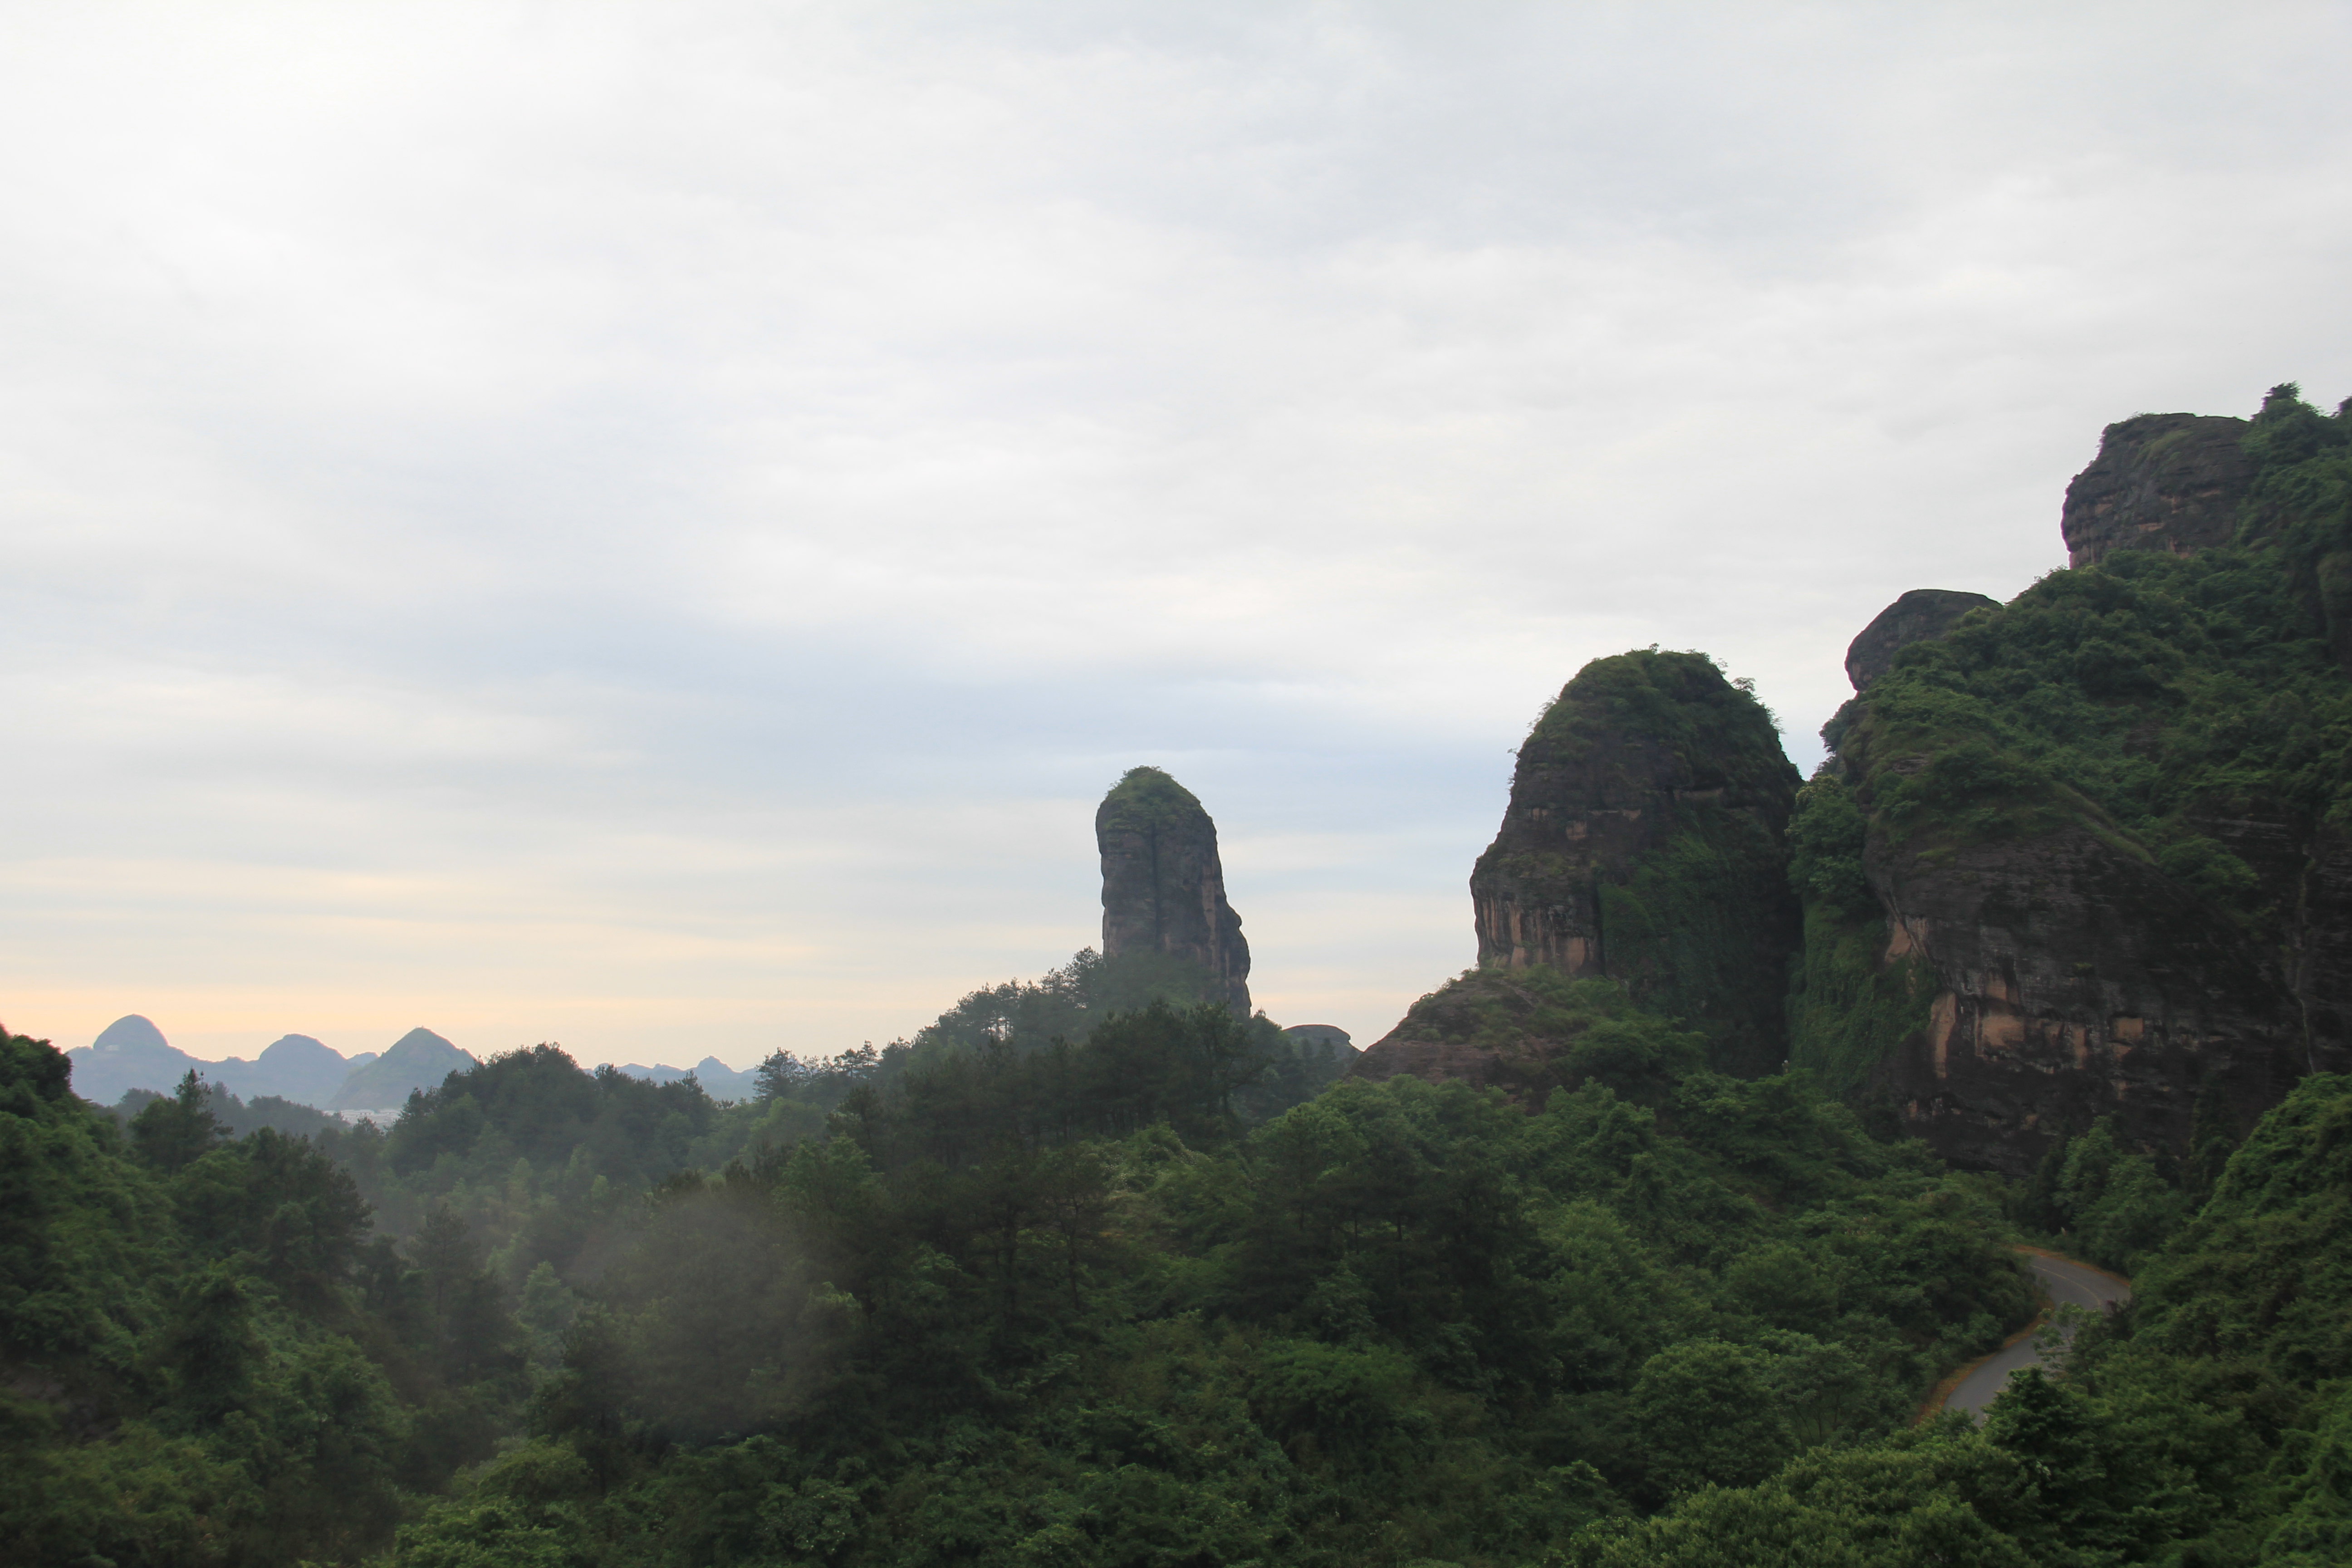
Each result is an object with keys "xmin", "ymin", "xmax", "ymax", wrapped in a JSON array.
[{"xmin": 21, "ymin": 963, "xmax": 2352, "ymax": 1564}]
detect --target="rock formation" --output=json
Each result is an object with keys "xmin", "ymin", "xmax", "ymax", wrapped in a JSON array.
[
  {"xmin": 1468, "ymin": 649, "xmax": 1801, "ymax": 1075},
  {"xmin": 2060, "ymin": 412, "xmax": 2256, "ymax": 568},
  {"xmin": 1350, "ymin": 970, "xmax": 1555, "ymax": 1091},
  {"xmin": 1349, "ymin": 963, "xmax": 1702, "ymax": 1101},
  {"xmin": 1844, "ymin": 589, "xmax": 2000, "ymax": 691},
  {"xmin": 1349, "ymin": 389, "xmax": 2347, "ymax": 1174},
  {"xmin": 1829, "ymin": 720, "xmax": 2311, "ymax": 1176},
  {"xmin": 1802, "ymin": 390, "xmax": 2352, "ymax": 1175},
  {"xmin": 1096, "ymin": 766, "xmax": 1251, "ymax": 1015}
]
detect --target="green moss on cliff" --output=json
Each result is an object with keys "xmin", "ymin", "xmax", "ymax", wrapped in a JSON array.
[
  {"xmin": 1500, "ymin": 650, "xmax": 1800, "ymax": 1076},
  {"xmin": 1386, "ymin": 964, "xmax": 1710, "ymax": 1102},
  {"xmin": 1843, "ymin": 387, "xmax": 2352, "ymax": 892},
  {"xmin": 1527, "ymin": 648, "xmax": 1790, "ymax": 797},
  {"xmin": 1598, "ymin": 815, "xmax": 1801, "ymax": 1076},
  {"xmin": 1782, "ymin": 776, "xmax": 1934, "ymax": 1099},
  {"xmin": 1786, "ymin": 904, "xmax": 1934, "ymax": 1101},
  {"xmin": 1796, "ymin": 386, "xmax": 2352, "ymax": 1107}
]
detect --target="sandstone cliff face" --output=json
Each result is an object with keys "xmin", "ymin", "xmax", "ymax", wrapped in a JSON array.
[
  {"xmin": 1355, "ymin": 391, "xmax": 2347, "ymax": 1173},
  {"xmin": 1808, "ymin": 391, "xmax": 2352, "ymax": 1174},
  {"xmin": 1837, "ymin": 728, "xmax": 2312, "ymax": 1176},
  {"xmin": 1096, "ymin": 767, "xmax": 1251, "ymax": 1014},
  {"xmin": 2060, "ymin": 412, "xmax": 2255, "ymax": 568},
  {"xmin": 1844, "ymin": 589, "xmax": 1999, "ymax": 691},
  {"xmin": 1469, "ymin": 650, "xmax": 1801, "ymax": 1075}
]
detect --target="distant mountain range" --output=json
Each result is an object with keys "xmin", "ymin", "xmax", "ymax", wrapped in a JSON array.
[
  {"xmin": 62, "ymin": 1014, "xmax": 760, "ymax": 1112},
  {"xmin": 65, "ymin": 1015, "xmax": 459, "ymax": 1114},
  {"xmin": 210, "ymin": 1033, "xmax": 373, "ymax": 1106},
  {"xmin": 600, "ymin": 1056, "xmax": 760, "ymax": 1101}
]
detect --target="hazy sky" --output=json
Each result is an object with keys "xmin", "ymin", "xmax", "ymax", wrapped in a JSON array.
[{"xmin": 5, "ymin": 2, "xmax": 2350, "ymax": 1068}]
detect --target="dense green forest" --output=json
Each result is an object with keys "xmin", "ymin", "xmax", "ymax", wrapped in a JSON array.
[{"xmin": 13, "ymin": 960, "xmax": 2348, "ymax": 1564}]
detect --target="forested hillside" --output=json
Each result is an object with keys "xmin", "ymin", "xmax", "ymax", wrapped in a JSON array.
[
  {"xmin": 2, "ymin": 988, "xmax": 2020, "ymax": 1565},
  {"xmin": 13, "ymin": 986, "xmax": 2352, "ymax": 1563}
]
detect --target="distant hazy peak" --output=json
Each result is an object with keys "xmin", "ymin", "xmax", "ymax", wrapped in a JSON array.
[
  {"xmin": 92, "ymin": 1014, "xmax": 171, "ymax": 1053},
  {"xmin": 329, "ymin": 1028, "xmax": 477, "ymax": 1110}
]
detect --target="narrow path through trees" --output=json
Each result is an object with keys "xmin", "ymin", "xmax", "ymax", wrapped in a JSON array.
[{"xmin": 1925, "ymin": 1249, "xmax": 2132, "ymax": 1419}]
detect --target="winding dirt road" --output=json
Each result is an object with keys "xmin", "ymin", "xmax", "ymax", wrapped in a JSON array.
[{"xmin": 1929, "ymin": 1250, "xmax": 2132, "ymax": 1420}]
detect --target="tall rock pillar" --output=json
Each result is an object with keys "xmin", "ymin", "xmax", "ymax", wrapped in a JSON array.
[
  {"xmin": 1470, "ymin": 650, "xmax": 1801, "ymax": 1075},
  {"xmin": 1096, "ymin": 767, "xmax": 1252, "ymax": 1014}
]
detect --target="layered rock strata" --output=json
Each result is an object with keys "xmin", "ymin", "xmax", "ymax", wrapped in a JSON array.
[
  {"xmin": 1096, "ymin": 767, "xmax": 1252, "ymax": 1014},
  {"xmin": 1838, "ymin": 733, "xmax": 2311, "ymax": 1176},
  {"xmin": 1468, "ymin": 649, "xmax": 1801, "ymax": 1075},
  {"xmin": 2060, "ymin": 412, "xmax": 2255, "ymax": 568},
  {"xmin": 1817, "ymin": 393, "xmax": 2350, "ymax": 1174}
]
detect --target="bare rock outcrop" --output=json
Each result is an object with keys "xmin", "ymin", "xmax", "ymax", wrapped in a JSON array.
[
  {"xmin": 1468, "ymin": 649, "xmax": 1800, "ymax": 1075},
  {"xmin": 1096, "ymin": 767, "xmax": 1251, "ymax": 1014},
  {"xmin": 1839, "ymin": 736, "xmax": 2310, "ymax": 1175},
  {"xmin": 2060, "ymin": 412, "xmax": 2255, "ymax": 568},
  {"xmin": 1845, "ymin": 589, "xmax": 2000, "ymax": 691}
]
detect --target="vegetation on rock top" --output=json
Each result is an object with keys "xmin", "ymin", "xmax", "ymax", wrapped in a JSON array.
[{"xmin": 1095, "ymin": 764, "xmax": 1210, "ymax": 835}]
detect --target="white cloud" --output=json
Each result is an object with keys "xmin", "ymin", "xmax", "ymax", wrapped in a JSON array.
[{"xmin": 3, "ymin": 1, "xmax": 2349, "ymax": 1064}]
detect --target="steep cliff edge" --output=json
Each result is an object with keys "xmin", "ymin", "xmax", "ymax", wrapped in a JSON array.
[
  {"xmin": 1469, "ymin": 649, "xmax": 1801, "ymax": 1075},
  {"xmin": 1799, "ymin": 384, "xmax": 2352, "ymax": 1175},
  {"xmin": 2060, "ymin": 411, "xmax": 2256, "ymax": 568},
  {"xmin": 1096, "ymin": 766, "xmax": 1252, "ymax": 1015}
]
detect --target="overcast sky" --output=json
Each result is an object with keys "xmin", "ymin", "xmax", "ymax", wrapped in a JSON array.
[{"xmin": 4, "ymin": 1, "xmax": 2349, "ymax": 1068}]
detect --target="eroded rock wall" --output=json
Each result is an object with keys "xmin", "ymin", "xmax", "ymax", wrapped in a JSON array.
[
  {"xmin": 2060, "ymin": 412, "xmax": 2256, "ymax": 568},
  {"xmin": 1846, "ymin": 769, "xmax": 2306, "ymax": 1176}
]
